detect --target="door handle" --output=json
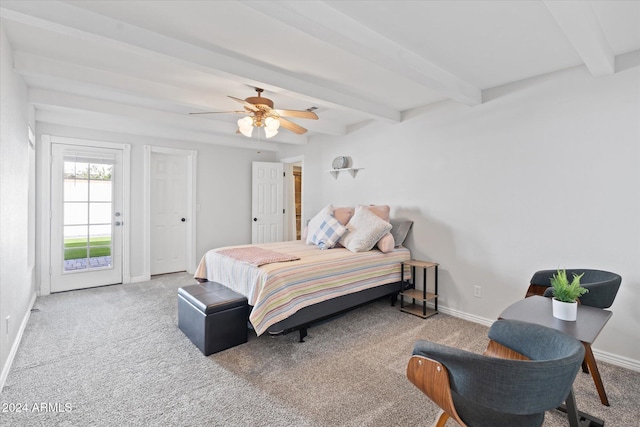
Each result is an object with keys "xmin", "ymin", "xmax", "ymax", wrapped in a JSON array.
[
  {"xmin": 253, "ymin": 218, "xmax": 257, "ymax": 222},
  {"xmin": 181, "ymin": 218, "xmax": 186, "ymax": 222}
]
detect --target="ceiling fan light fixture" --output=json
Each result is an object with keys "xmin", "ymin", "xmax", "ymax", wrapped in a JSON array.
[
  {"xmin": 264, "ymin": 127, "xmax": 278, "ymax": 138},
  {"xmin": 237, "ymin": 116, "xmax": 254, "ymax": 137},
  {"xmin": 265, "ymin": 116, "xmax": 280, "ymax": 131},
  {"xmin": 201, "ymin": 88, "xmax": 315, "ymax": 138},
  {"xmin": 239, "ymin": 127, "xmax": 253, "ymax": 137},
  {"xmin": 264, "ymin": 117, "xmax": 280, "ymax": 138}
]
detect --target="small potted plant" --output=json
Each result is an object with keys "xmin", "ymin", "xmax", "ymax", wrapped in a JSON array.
[{"xmin": 549, "ymin": 269, "xmax": 589, "ymax": 321}]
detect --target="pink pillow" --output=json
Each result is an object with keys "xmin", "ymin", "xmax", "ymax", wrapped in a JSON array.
[
  {"xmin": 333, "ymin": 207, "xmax": 354, "ymax": 225},
  {"xmin": 366, "ymin": 205, "xmax": 390, "ymax": 222},
  {"xmin": 376, "ymin": 232, "xmax": 394, "ymax": 253}
]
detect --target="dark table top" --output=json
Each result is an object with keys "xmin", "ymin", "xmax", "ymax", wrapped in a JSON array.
[{"xmin": 499, "ymin": 296, "xmax": 612, "ymax": 344}]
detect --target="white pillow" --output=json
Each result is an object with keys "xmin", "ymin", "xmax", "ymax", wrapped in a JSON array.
[
  {"xmin": 309, "ymin": 213, "xmax": 348, "ymax": 250},
  {"xmin": 341, "ymin": 205, "xmax": 392, "ymax": 252},
  {"xmin": 305, "ymin": 204, "xmax": 333, "ymax": 245}
]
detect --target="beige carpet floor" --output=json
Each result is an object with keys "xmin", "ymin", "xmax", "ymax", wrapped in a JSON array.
[{"xmin": 2, "ymin": 272, "xmax": 638, "ymax": 426}]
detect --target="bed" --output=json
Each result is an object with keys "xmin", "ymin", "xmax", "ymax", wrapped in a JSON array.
[{"xmin": 194, "ymin": 240, "xmax": 411, "ymax": 341}]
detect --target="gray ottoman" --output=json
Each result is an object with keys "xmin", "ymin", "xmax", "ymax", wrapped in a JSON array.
[{"xmin": 178, "ymin": 282, "xmax": 249, "ymax": 355}]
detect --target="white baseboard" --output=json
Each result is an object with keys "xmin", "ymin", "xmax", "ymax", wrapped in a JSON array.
[
  {"xmin": 0, "ymin": 292, "xmax": 37, "ymax": 393},
  {"xmin": 438, "ymin": 305, "xmax": 495, "ymax": 327},
  {"xmin": 438, "ymin": 305, "xmax": 640, "ymax": 373},
  {"xmin": 592, "ymin": 348, "xmax": 640, "ymax": 372},
  {"xmin": 129, "ymin": 275, "xmax": 151, "ymax": 283}
]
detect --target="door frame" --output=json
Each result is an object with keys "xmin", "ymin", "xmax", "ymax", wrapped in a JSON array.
[
  {"xmin": 280, "ymin": 155, "xmax": 304, "ymax": 241},
  {"xmin": 143, "ymin": 145, "xmax": 197, "ymax": 278},
  {"xmin": 40, "ymin": 135, "xmax": 131, "ymax": 296}
]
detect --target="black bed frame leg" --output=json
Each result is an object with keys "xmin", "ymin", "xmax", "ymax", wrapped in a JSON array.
[
  {"xmin": 299, "ymin": 328, "xmax": 307, "ymax": 343},
  {"xmin": 390, "ymin": 294, "xmax": 398, "ymax": 307}
]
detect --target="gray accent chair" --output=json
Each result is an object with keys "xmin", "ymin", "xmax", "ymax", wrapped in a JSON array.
[
  {"xmin": 525, "ymin": 269, "xmax": 621, "ymax": 309},
  {"xmin": 407, "ymin": 319, "xmax": 585, "ymax": 427}
]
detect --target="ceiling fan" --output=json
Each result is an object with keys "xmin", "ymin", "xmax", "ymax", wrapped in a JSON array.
[{"xmin": 189, "ymin": 88, "xmax": 318, "ymax": 138}]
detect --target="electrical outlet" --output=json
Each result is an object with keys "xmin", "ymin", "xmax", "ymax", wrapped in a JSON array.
[{"xmin": 474, "ymin": 286, "xmax": 482, "ymax": 298}]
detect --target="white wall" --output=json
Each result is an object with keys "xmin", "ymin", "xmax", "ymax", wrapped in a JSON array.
[
  {"xmin": 35, "ymin": 123, "xmax": 277, "ymax": 281},
  {"xmin": 279, "ymin": 64, "xmax": 640, "ymax": 367},
  {"xmin": 0, "ymin": 25, "xmax": 37, "ymax": 389}
]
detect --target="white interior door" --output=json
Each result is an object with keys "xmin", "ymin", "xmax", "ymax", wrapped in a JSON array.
[
  {"xmin": 252, "ymin": 162, "xmax": 283, "ymax": 244},
  {"xmin": 50, "ymin": 144, "xmax": 123, "ymax": 292},
  {"xmin": 150, "ymin": 152, "xmax": 187, "ymax": 275}
]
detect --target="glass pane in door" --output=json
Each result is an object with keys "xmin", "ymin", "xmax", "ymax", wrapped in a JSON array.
[{"xmin": 63, "ymin": 160, "xmax": 114, "ymax": 272}]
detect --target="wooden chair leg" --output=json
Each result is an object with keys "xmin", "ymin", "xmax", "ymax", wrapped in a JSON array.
[
  {"xmin": 583, "ymin": 343, "xmax": 609, "ymax": 406},
  {"xmin": 582, "ymin": 359, "xmax": 589, "ymax": 374},
  {"xmin": 432, "ymin": 409, "xmax": 450, "ymax": 427}
]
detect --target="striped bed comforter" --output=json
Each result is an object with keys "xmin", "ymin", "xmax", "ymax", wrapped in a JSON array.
[{"xmin": 195, "ymin": 241, "xmax": 411, "ymax": 336}]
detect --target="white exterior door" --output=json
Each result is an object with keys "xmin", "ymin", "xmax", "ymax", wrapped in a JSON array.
[
  {"xmin": 150, "ymin": 152, "xmax": 187, "ymax": 275},
  {"xmin": 50, "ymin": 144, "xmax": 123, "ymax": 292},
  {"xmin": 252, "ymin": 162, "xmax": 284, "ymax": 244}
]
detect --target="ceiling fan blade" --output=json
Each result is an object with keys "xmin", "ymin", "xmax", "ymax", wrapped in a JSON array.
[
  {"xmin": 278, "ymin": 117, "xmax": 307, "ymax": 135},
  {"xmin": 188, "ymin": 110, "xmax": 245, "ymax": 115},
  {"xmin": 276, "ymin": 109, "xmax": 318, "ymax": 120},
  {"xmin": 229, "ymin": 96, "xmax": 259, "ymax": 112}
]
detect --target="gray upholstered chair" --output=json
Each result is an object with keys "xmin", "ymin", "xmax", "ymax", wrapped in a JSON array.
[
  {"xmin": 407, "ymin": 319, "xmax": 585, "ymax": 427},
  {"xmin": 525, "ymin": 269, "xmax": 621, "ymax": 309}
]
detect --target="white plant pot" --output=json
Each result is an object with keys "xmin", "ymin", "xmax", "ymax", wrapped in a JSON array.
[{"xmin": 552, "ymin": 298, "xmax": 578, "ymax": 321}]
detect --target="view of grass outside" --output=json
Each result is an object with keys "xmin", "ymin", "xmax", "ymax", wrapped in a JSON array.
[
  {"xmin": 63, "ymin": 161, "xmax": 114, "ymax": 266},
  {"xmin": 64, "ymin": 236, "xmax": 111, "ymax": 260}
]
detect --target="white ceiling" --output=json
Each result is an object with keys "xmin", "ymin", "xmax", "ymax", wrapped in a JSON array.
[{"xmin": 1, "ymin": 1, "xmax": 639, "ymax": 150}]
